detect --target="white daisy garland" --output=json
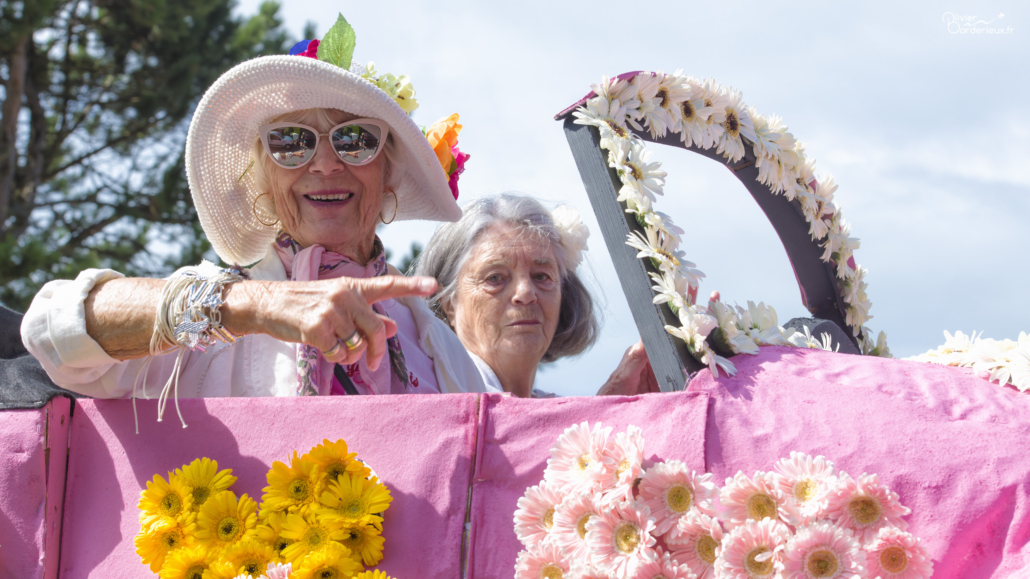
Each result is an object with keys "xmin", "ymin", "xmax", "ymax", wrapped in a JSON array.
[
  {"xmin": 573, "ymin": 71, "xmax": 891, "ymax": 377},
  {"xmin": 907, "ymin": 330, "xmax": 1030, "ymax": 392}
]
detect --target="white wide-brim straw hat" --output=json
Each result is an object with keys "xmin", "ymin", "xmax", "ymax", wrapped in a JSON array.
[{"xmin": 185, "ymin": 55, "xmax": 462, "ymax": 266}]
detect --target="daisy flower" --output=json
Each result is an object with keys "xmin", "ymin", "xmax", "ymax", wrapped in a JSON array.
[
  {"xmin": 261, "ymin": 451, "xmax": 322, "ymax": 515},
  {"xmin": 826, "ymin": 474, "xmax": 910, "ymax": 545},
  {"xmin": 292, "ymin": 541, "xmax": 362, "ymax": 579},
  {"xmin": 224, "ymin": 539, "xmax": 276, "ymax": 578},
  {"xmin": 619, "ymin": 72, "xmax": 663, "ymax": 133},
  {"xmin": 591, "ymin": 75, "xmax": 641, "ymax": 113},
  {"xmin": 544, "ymin": 422, "xmax": 612, "ymax": 493},
  {"xmin": 698, "ymin": 79, "xmax": 729, "ymax": 150},
  {"xmin": 773, "ymin": 453, "xmax": 838, "ymax": 526},
  {"xmin": 585, "ymin": 500, "xmax": 659, "ymax": 578},
  {"xmin": 195, "ymin": 491, "xmax": 258, "ymax": 549},
  {"xmin": 673, "ymin": 76, "xmax": 713, "ymax": 148},
  {"xmin": 279, "ymin": 512, "xmax": 345, "ymax": 563},
  {"xmin": 864, "ymin": 527, "xmax": 933, "ymax": 579},
  {"xmin": 736, "ymin": 302, "xmax": 792, "ymax": 347},
  {"xmin": 644, "ymin": 71, "xmax": 693, "ymax": 138},
  {"xmin": 782, "ymin": 522, "xmax": 864, "ymax": 579},
  {"xmin": 338, "ymin": 519, "xmax": 386, "ymax": 567},
  {"xmin": 609, "ymin": 138, "xmax": 667, "ymax": 202},
  {"xmin": 318, "ymin": 473, "xmax": 392, "ymax": 528},
  {"xmin": 175, "ymin": 457, "xmax": 237, "ymax": 512},
  {"xmin": 515, "ymin": 539, "xmax": 573, "ymax": 579},
  {"xmin": 158, "ymin": 544, "xmax": 211, "ymax": 579},
  {"xmin": 600, "ymin": 426, "xmax": 645, "ymax": 504},
  {"xmin": 665, "ymin": 305, "xmax": 719, "ymax": 369},
  {"xmin": 650, "ymin": 272, "xmax": 689, "ymax": 312},
  {"xmin": 862, "ymin": 330, "xmax": 892, "ymax": 359},
  {"xmin": 515, "ymin": 480, "xmax": 566, "ymax": 546},
  {"xmin": 629, "ymin": 551, "xmax": 696, "ymax": 579},
  {"xmin": 255, "ymin": 510, "xmax": 293, "ymax": 560},
  {"xmin": 304, "ymin": 438, "xmax": 371, "ymax": 484},
  {"xmin": 205, "ymin": 560, "xmax": 241, "ymax": 579},
  {"xmin": 135, "ymin": 514, "xmax": 196, "ymax": 573},
  {"xmin": 355, "ymin": 571, "xmax": 397, "ymax": 579},
  {"xmin": 714, "ymin": 518, "xmax": 791, "ymax": 579},
  {"xmin": 627, "ymin": 228, "xmax": 689, "ymax": 278},
  {"xmin": 707, "ymin": 299, "xmax": 759, "ymax": 356},
  {"xmin": 716, "ymin": 88, "xmax": 758, "ymax": 163},
  {"xmin": 569, "ymin": 567, "xmax": 614, "ymax": 579},
  {"xmin": 720, "ymin": 472, "xmax": 789, "ymax": 529},
  {"xmin": 638, "ymin": 461, "xmax": 717, "ymax": 535},
  {"xmin": 553, "ymin": 491, "xmax": 603, "ymax": 562},
  {"xmin": 785, "ymin": 152, "xmax": 818, "ymax": 204},
  {"xmin": 574, "ymin": 96, "xmax": 633, "ymax": 149},
  {"xmin": 265, "ymin": 561, "xmax": 294, "ymax": 579},
  {"xmin": 139, "ymin": 473, "xmax": 193, "ymax": 528},
  {"xmin": 668, "ymin": 511, "xmax": 724, "ymax": 579}
]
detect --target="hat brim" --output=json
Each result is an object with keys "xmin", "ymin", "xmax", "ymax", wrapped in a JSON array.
[{"xmin": 185, "ymin": 55, "xmax": 461, "ymax": 266}]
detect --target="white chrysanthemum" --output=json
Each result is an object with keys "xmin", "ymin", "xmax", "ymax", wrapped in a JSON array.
[
  {"xmin": 715, "ymin": 88, "xmax": 757, "ymax": 163},
  {"xmin": 585, "ymin": 501, "xmax": 659, "ymax": 578},
  {"xmin": 514, "ymin": 480, "xmax": 566, "ymax": 547},
  {"xmin": 638, "ymin": 460, "xmax": 717, "ymax": 535},
  {"xmin": 783, "ymin": 522, "xmax": 864, "ymax": 579},
  {"xmin": 552, "ymin": 205, "xmax": 590, "ymax": 271},
  {"xmin": 714, "ymin": 518, "xmax": 791, "ymax": 579},
  {"xmin": 515, "ymin": 539, "xmax": 573, "ymax": 579},
  {"xmin": 553, "ymin": 491, "xmax": 602, "ymax": 563},
  {"xmin": 545, "ymin": 422, "xmax": 613, "ymax": 493},
  {"xmin": 707, "ymin": 299, "xmax": 759, "ymax": 356},
  {"xmin": 574, "ymin": 96, "xmax": 634, "ymax": 149},
  {"xmin": 609, "ymin": 138, "xmax": 666, "ymax": 202},
  {"xmin": 864, "ymin": 526, "xmax": 933, "ymax": 579},
  {"xmin": 600, "ymin": 426, "xmax": 645, "ymax": 504},
  {"xmin": 698, "ymin": 79, "xmax": 728, "ymax": 150},
  {"xmin": 826, "ymin": 473, "xmax": 910, "ymax": 545},
  {"xmin": 669, "ymin": 511, "xmax": 724, "ymax": 579},
  {"xmin": 773, "ymin": 452, "xmax": 838, "ymax": 526},
  {"xmin": 720, "ymin": 472, "xmax": 789, "ymax": 529}
]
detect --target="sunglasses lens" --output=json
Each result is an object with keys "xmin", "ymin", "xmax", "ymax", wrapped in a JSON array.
[
  {"xmin": 331, "ymin": 124, "xmax": 382, "ymax": 164},
  {"xmin": 265, "ymin": 126, "xmax": 317, "ymax": 167}
]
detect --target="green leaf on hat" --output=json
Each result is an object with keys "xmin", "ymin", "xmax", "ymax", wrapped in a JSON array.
[{"xmin": 317, "ymin": 13, "xmax": 356, "ymax": 69}]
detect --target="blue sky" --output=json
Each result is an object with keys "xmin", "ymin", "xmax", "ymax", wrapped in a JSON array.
[{"xmin": 236, "ymin": 0, "xmax": 1029, "ymax": 396}]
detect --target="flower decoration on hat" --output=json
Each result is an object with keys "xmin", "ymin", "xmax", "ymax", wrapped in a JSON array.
[{"xmin": 424, "ymin": 113, "xmax": 469, "ymax": 200}]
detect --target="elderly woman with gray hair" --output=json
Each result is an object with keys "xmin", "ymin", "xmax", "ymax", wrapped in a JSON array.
[{"xmin": 415, "ymin": 194, "xmax": 659, "ymax": 397}]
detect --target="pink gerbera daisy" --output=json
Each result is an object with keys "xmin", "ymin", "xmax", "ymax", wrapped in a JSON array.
[
  {"xmin": 720, "ymin": 472, "xmax": 789, "ymax": 529},
  {"xmin": 569, "ymin": 565, "xmax": 614, "ymax": 579},
  {"xmin": 515, "ymin": 480, "xmax": 566, "ymax": 547},
  {"xmin": 629, "ymin": 550, "xmax": 697, "ymax": 579},
  {"xmin": 639, "ymin": 460, "xmax": 717, "ymax": 535},
  {"xmin": 864, "ymin": 527, "xmax": 933, "ymax": 579},
  {"xmin": 265, "ymin": 562, "xmax": 293, "ymax": 579},
  {"xmin": 668, "ymin": 511, "xmax": 724, "ymax": 579},
  {"xmin": 585, "ymin": 500, "xmax": 659, "ymax": 578},
  {"xmin": 826, "ymin": 474, "xmax": 910, "ymax": 545},
  {"xmin": 599, "ymin": 426, "xmax": 645, "ymax": 504},
  {"xmin": 516, "ymin": 539, "xmax": 573, "ymax": 579},
  {"xmin": 715, "ymin": 518, "xmax": 791, "ymax": 579},
  {"xmin": 782, "ymin": 522, "xmax": 864, "ymax": 579},
  {"xmin": 773, "ymin": 452, "xmax": 838, "ymax": 526},
  {"xmin": 554, "ymin": 491, "xmax": 602, "ymax": 562},
  {"xmin": 545, "ymin": 422, "xmax": 614, "ymax": 494}
]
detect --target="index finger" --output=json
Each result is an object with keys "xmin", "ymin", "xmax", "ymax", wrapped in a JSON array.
[{"xmin": 353, "ymin": 275, "xmax": 438, "ymax": 304}]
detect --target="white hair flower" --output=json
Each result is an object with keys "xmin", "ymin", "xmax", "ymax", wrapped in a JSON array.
[{"xmin": 551, "ymin": 205, "xmax": 590, "ymax": 271}]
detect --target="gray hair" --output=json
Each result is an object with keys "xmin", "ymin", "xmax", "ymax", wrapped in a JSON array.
[{"xmin": 413, "ymin": 193, "xmax": 599, "ymax": 362}]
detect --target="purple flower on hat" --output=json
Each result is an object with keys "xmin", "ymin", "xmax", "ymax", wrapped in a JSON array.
[
  {"xmin": 448, "ymin": 145, "xmax": 469, "ymax": 200},
  {"xmin": 289, "ymin": 39, "xmax": 320, "ymax": 59}
]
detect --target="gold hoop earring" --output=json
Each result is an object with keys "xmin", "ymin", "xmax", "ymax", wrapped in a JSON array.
[
  {"xmin": 381, "ymin": 190, "xmax": 399, "ymax": 225},
  {"xmin": 252, "ymin": 191, "xmax": 280, "ymax": 228}
]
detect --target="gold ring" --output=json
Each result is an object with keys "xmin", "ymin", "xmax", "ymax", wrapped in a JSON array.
[
  {"xmin": 343, "ymin": 330, "xmax": 364, "ymax": 351},
  {"xmin": 322, "ymin": 340, "xmax": 343, "ymax": 358}
]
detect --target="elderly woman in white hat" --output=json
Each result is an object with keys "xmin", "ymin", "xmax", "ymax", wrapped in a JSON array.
[{"xmin": 20, "ymin": 23, "xmax": 486, "ymax": 410}]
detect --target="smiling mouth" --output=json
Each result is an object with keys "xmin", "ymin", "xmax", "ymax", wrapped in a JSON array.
[{"xmin": 304, "ymin": 192, "xmax": 353, "ymax": 203}]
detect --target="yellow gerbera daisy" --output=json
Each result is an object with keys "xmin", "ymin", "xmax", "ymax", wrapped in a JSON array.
[
  {"xmin": 304, "ymin": 439, "xmax": 370, "ymax": 484},
  {"xmin": 262, "ymin": 451, "xmax": 322, "ymax": 515},
  {"xmin": 354, "ymin": 571, "xmax": 394, "ymax": 579},
  {"xmin": 338, "ymin": 521, "xmax": 385, "ymax": 567},
  {"xmin": 175, "ymin": 457, "xmax": 237, "ymax": 511},
  {"xmin": 139, "ymin": 473, "xmax": 193, "ymax": 528},
  {"xmin": 224, "ymin": 539, "xmax": 275, "ymax": 577},
  {"xmin": 201, "ymin": 560, "xmax": 239, "ymax": 579},
  {"xmin": 134, "ymin": 515, "xmax": 196, "ymax": 572},
  {"xmin": 256, "ymin": 510, "xmax": 295, "ymax": 561},
  {"xmin": 195, "ymin": 490, "xmax": 258, "ymax": 548},
  {"xmin": 292, "ymin": 542, "xmax": 362, "ymax": 579},
  {"xmin": 318, "ymin": 473, "xmax": 392, "ymax": 527},
  {"xmin": 158, "ymin": 544, "xmax": 211, "ymax": 579},
  {"xmin": 280, "ymin": 512, "xmax": 345, "ymax": 563}
]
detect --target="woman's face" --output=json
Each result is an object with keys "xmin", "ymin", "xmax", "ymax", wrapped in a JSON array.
[
  {"xmin": 267, "ymin": 110, "xmax": 387, "ymax": 257},
  {"xmin": 446, "ymin": 223, "xmax": 562, "ymax": 368}
]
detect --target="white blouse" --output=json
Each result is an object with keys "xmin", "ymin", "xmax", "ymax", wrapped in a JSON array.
[{"xmin": 20, "ymin": 243, "xmax": 487, "ymax": 399}]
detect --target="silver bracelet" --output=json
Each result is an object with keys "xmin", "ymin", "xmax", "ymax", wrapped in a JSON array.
[{"xmin": 171, "ymin": 267, "xmax": 244, "ymax": 352}]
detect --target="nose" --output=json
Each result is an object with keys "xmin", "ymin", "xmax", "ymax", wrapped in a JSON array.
[
  {"xmin": 307, "ymin": 135, "xmax": 347, "ymax": 176},
  {"xmin": 511, "ymin": 272, "xmax": 538, "ymax": 306}
]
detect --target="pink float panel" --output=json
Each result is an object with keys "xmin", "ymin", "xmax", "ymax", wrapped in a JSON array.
[
  {"xmin": 467, "ymin": 391, "xmax": 710, "ymax": 578},
  {"xmin": 0, "ymin": 396, "xmax": 71, "ymax": 579},
  {"xmin": 59, "ymin": 394, "xmax": 480, "ymax": 578},
  {"xmin": 688, "ymin": 346, "xmax": 1030, "ymax": 579}
]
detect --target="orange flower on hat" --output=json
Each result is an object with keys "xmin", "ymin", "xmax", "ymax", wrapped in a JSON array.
[{"xmin": 425, "ymin": 114, "xmax": 463, "ymax": 175}]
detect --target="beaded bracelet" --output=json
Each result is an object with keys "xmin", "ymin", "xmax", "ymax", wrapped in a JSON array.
[{"xmin": 152, "ymin": 266, "xmax": 244, "ymax": 354}]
